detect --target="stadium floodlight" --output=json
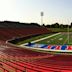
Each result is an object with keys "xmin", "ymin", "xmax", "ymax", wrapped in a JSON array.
[{"xmin": 41, "ymin": 12, "xmax": 44, "ymax": 25}]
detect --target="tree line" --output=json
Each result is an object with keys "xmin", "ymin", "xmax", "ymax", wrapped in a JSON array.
[
  {"xmin": 1, "ymin": 20, "xmax": 72, "ymax": 28},
  {"xmin": 43, "ymin": 23, "xmax": 72, "ymax": 28}
]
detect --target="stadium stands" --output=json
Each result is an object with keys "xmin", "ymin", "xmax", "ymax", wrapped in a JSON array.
[
  {"xmin": 0, "ymin": 21, "xmax": 72, "ymax": 72},
  {"xmin": 0, "ymin": 27, "xmax": 50, "ymax": 41},
  {"xmin": 0, "ymin": 44, "xmax": 71, "ymax": 71}
]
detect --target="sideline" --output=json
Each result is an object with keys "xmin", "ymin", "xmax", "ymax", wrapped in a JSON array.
[{"xmin": 20, "ymin": 32, "xmax": 61, "ymax": 46}]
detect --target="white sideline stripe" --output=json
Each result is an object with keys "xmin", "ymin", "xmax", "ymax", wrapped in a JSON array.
[
  {"xmin": 20, "ymin": 32, "xmax": 61, "ymax": 46},
  {"xmin": 32, "ymin": 33, "xmax": 61, "ymax": 43}
]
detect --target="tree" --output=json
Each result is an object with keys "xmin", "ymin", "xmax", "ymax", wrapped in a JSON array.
[
  {"xmin": 54, "ymin": 23, "xmax": 59, "ymax": 28},
  {"xmin": 42, "ymin": 24, "xmax": 45, "ymax": 27},
  {"xmin": 59, "ymin": 24, "xmax": 64, "ymax": 28},
  {"xmin": 71, "ymin": 22, "xmax": 72, "ymax": 27},
  {"xmin": 50, "ymin": 23, "xmax": 59, "ymax": 28}
]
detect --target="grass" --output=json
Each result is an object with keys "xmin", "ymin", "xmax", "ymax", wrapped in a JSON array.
[
  {"xmin": 16, "ymin": 33, "xmax": 54, "ymax": 45},
  {"xmin": 16, "ymin": 29, "xmax": 72, "ymax": 45},
  {"xmin": 16, "ymin": 28, "xmax": 72, "ymax": 45},
  {"xmin": 16, "ymin": 32, "xmax": 72, "ymax": 54},
  {"xmin": 48, "ymin": 28, "xmax": 72, "ymax": 32},
  {"xmin": 48, "ymin": 28, "xmax": 68, "ymax": 32},
  {"xmin": 36, "ymin": 32, "xmax": 72, "ymax": 45}
]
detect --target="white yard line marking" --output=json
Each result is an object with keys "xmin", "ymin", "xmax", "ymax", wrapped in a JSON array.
[{"xmin": 20, "ymin": 32, "xmax": 61, "ymax": 46}]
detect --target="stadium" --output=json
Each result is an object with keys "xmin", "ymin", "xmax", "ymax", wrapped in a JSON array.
[{"xmin": 0, "ymin": 21, "xmax": 72, "ymax": 72}]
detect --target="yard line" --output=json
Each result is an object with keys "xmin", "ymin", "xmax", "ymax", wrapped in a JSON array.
[
  {"xmin": 63, "ymin": 37, "xmax": 68, "ymax": 45},
  {"xmin": 20, "ymin": 32, "xmax": 61, "ymax": 46}
]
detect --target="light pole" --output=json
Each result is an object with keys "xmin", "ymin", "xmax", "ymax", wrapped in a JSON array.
[{"xmin": 41, "ymin": 12, "xmax": 44, "ymax": 25}]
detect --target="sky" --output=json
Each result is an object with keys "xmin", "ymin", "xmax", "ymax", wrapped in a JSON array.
[{"xmin": 0, "ymin": 0, "xmax": 72, "ymax": 25}]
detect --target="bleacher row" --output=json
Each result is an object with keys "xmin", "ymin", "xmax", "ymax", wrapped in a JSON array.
[
  {"xmin": 26, "ymin": 43, "xmax": 72, "ymax": 50},
  {"xmin": 0, "ymin": 50, "xmax": 72, "ymax": 72},
  {"xmin": 0, "ymin": 28, "xmax": 50, "ymax": 41},
  {"xmin": 0, "ymin": 51, "xmax": 72, "ymax": 72},
  {"xmin": 0, "ymin": 43, "xmax": 54, "ymax": 72},
  {"xmin": 0, "ymin": 42, "xmax": 72, "ymax": 72}
]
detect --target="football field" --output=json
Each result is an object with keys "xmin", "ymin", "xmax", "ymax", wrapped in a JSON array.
[
  {"xmin": 19, "ymin": 32, "xmax": 72, "ymax": 46},
  {"xmin": 19, "ymin": 32, "xmax": 72, "ymax": 53},
  {"xmin": 36, "ymin": 32, "xmax": 72, "ymax": 45}
]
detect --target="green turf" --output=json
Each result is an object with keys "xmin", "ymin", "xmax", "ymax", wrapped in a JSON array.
[
  {"xmin": 17, "ymin": 32, "xmax": 72, "ymax": 45},
  {"xmin": 65, "ymin": 33, "xmax": 72, "ymax": 45},
  {"xmin": 48, "ymin": 28, "xmax": 72, "ymax": 32},
  {"xmin": 17, "ymin": 33, "xmax": 54, "ymax": 45},
  {"xmin": 48, "ymin": 28, "xmax": 68, "ymax": 32},
  {"xmin": 36, "ymin": 33, "xmax": 72, "ymax": 45}
]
